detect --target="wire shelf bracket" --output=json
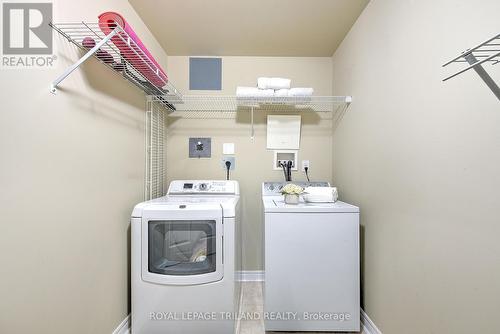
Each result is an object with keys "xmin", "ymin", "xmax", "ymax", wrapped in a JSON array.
[
  {"xmin": 443, "ymin": 32, "xmax": 500, "ymax": 101},
  {"xmin": 49, "ymin": 21, "xmax": 182, "ymax": 108}
]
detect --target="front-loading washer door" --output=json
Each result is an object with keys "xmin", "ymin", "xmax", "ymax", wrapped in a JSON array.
[{"xmin": 141, "ymin": 204, "xmax": 224, "ymax": 285}]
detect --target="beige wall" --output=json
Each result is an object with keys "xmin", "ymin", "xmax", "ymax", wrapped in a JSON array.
[
  {"xmin": 166, "ymin": 56, "xmax": 333, "ymax": 270},
  {"xmin": 332, "ymin": 0, "xmax": 500, "ymax": 333},
  {"xmin": 0, "ymin": 1, "xmax": 167, "ymax": 333}
]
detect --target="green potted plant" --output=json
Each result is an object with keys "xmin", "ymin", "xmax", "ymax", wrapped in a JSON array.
[{"xmin": 281, "ymin": 183, "xmax": 305, "ymax": 204}]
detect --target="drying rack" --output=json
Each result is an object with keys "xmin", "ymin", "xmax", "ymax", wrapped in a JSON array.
[
  {"xmin": 49, "ymin": 22, "xmax": 182, "ymax": 108},
  {"xmin": 443, "ymin": 32, "xmax": 500, "ymax": 101}
]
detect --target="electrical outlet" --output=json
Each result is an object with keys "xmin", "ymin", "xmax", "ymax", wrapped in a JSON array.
[
  {"xmin": 222, "ymin": 156, "xmax": 235, "ymax": 170},
  {"xmin": 302, "ymin": 160, "xmax": 310, "ymax": 172}
]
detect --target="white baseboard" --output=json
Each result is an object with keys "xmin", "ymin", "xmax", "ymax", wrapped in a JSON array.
[
  {"xmin": 236, "ymin": 270, "xmax": 264, "ymax": 282},
  {"xmin": 361, "ymin": 308, "xmax": 382, "ymax": 334},
  {"xmin": 112, "ymin": 315, "xmax": 130, "ymax": 334}
]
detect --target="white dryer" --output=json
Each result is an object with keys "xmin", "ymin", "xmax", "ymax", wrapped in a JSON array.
[
  {"xmin": 131, "ymin": 180, "xmax": 241, "ymax": 334},
  {"xmin": 262, "ymin": 181, "xmax": 360, "ymax": 332}
]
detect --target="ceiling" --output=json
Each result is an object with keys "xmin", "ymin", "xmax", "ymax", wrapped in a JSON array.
[{"xmin": 129, "ymin": 0, "xmax": 370, "ymax": 57}]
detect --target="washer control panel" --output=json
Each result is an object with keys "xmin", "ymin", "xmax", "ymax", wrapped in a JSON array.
[
  {"xmin": 262, "ymin": 181, "xmax": 330, "ymax": 196},
  {"xmin": 168, "ymin": 180, "xmax": 239, "ymax": 195}
]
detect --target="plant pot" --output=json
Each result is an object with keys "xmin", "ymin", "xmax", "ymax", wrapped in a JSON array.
[{"xmin": 284, "ymin": 194, "xmax": 300, "ymax": 205}]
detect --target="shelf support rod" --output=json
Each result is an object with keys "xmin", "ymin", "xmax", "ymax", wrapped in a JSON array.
[
  {"xmin": 463, "ymin": 53, "xmax": 500, "ymax": 101},
  {"xmin": 50, "ymin": 28, "xmax": 119, "ymax": 94}
]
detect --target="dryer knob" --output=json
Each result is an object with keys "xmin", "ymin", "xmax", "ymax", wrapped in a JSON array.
[{"xmin": 199, "ymin": 183, "xmax": 208, "ymax": 191}]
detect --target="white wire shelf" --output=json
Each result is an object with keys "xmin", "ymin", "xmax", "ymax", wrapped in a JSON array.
[
  {"xmin": 50, "ymin": 22, "xmax": 182, "ymax": 109},
  {"xmin": 152, "ymin": 95, "xmax": 352, "ymax": 113},
  {"xmin": 150, "ymin": 95, "xmax": 352, "ymax": 138},
  {"xmin": 443, "ymin": 32, "xmax": 500, "ymax": 101}
]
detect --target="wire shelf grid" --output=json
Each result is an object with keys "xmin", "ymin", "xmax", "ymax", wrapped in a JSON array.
[
  {"xmin": 152, "ymin": 95, "xmax": 352, "ymax": 114},
  {"xmin": 50, "ymin": 21, "xmax": 182, "ymax": 109},
  {"xmin": 442, "ymin": 32, "xmax": 500, "ymax": 101},
  {"xmin": 145, "ymin": 99, "xmax": 165, "ymax": 200},
  {"xmin": 50, "ymin": 22, "xmax": 352, "ymax": 114},
  {"xmin": 443, "ymin": 33, "xmax": 500, "ymax": 75}
]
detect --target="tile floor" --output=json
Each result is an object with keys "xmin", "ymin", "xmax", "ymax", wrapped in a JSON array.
[{"xmin": 237, "ymin": 282, "xmax": 365, "ymax": 334}]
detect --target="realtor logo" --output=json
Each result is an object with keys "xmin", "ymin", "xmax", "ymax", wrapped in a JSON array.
[
  {"xmin": 2, "ymin": 2, "xmax": 52, "ymax": 54},
  {"xmin": 1, "ymin": 1, "xmax": 55, "ymax": 68}
]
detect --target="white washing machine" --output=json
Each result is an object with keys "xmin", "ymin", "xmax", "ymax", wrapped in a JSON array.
[
  {"xmin": 131, "ymin": 180, "xmax": 241, "ymax": 334},
  {"xmin": 262, "ymin": 181, "xmax": 360, "ymax": 332}
]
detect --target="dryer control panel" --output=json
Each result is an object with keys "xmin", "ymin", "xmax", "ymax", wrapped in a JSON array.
[
  {"xmin": 262, "ymin": 181, "xmax": 330, "ymax": 196},
  {"xmin": 168, "ymin": 180, "xmax": 239, "ymax": 195}
]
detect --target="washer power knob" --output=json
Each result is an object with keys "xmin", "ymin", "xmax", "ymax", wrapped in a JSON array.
[{"xmin": 199, "ymin": 183, "xmax": 208, "ymax": 191}]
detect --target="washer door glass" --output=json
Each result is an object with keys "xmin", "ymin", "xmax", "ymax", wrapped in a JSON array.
[{"xmin": 148, "ymin": 221, "xmax": 216, "ymax": 276}]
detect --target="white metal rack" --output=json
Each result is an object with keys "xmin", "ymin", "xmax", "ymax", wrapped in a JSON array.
[
  {"xmin": 49, "ymin": 22, "xmax": 351, "ymax": 114},
  {"xmin": 159, "ymin": 95, "xmax": 351, "ymax": 112},
  {"xmin": 49, "ymin": 22, "xmax": 182, "ymax": 109},
  {"xmin": 153, "ymin": 95, "xmax": 352, "ymax": 138},
  {"xmin": 443, "ymin": 32, "xmax": 500, "ymax": 101},
  {"xmin": 145, "ymin": 98, "xmax": 166, "ymax": 200}
]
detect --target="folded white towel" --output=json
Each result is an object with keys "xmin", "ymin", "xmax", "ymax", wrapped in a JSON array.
[
  {"xmin": 258, "ymin": 77, "xmax": 291, "ymax": 90},
  {"xmin": 259, "ymin": 89, "xmax": 275, "ymax": 97},
  {"xmin": 303, "ymin": 186, "xmax": 338, "ymax": 203},
  {"xmin": 274, "ymin": 89, "xmax": 290, "ymax": 97},
  {"xmin": 236, "ymin": 86, "xmax": 274, "ymax": 98},
  {"xmin": 236, "ymin": 87, "xmax": 258, "ymax": 97},
  {"xmin": 288, "ymin": 87, "xmax": 314, "ymax": 97}
]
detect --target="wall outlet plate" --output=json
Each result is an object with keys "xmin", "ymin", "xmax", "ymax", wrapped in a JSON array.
[
  {"xmin": 189, "ymin": 138, "xmax": 211, "ymax": 158},
  {"xmin": 222, "ymin": 156, "xmax": 235, "ymax": 170},
  {"xmin": 302, "ymin": 160, "xmax": 310, "ymax": 172}
]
